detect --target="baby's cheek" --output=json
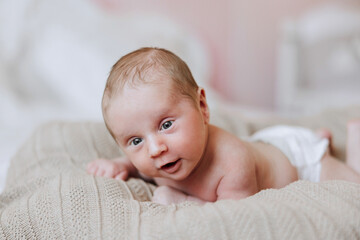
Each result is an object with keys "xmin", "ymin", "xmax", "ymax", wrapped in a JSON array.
[
  {"xmin": 132, "ymin": 157, "xmax": 158, "ymax": 176},
  {"xmin": 181, "ymin": 131, "xmax": 206, "ymax": 156}
]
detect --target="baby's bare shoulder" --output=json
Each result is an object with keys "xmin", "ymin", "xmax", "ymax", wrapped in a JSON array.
[
  {"xmin": 215, "ymin": 154, "xmax": 258, "ymax": 200},
  {"xmin": 209, "ymin": 125, "xmax": 252, "ymax": 163},
  {"xmin": 208, "ymin": 126, "xmax": 259, "ymax": 199}
]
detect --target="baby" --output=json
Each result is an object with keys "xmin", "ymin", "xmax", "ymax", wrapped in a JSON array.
[{"xmin": 87, "ymin": 47, "xmax": 360, "ymax": 205}]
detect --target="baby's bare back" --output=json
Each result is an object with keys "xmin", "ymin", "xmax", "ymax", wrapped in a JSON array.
[{"xmin": 210, "ymin": 126, "xmax": 298, "ymax": 193}]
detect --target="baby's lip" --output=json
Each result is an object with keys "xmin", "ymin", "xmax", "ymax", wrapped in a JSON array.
[
  {"xmin": 158, "ymin": 158, "xmax": 178, "ymax": 168},
  {"xmin": 160, "ymin": 159, "xmax": 182, "ymax": 174}
]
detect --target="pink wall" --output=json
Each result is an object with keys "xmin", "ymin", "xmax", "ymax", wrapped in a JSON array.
[{"xmin": 94, "ymin": 0, "xmax": 359, "ymax": 110}]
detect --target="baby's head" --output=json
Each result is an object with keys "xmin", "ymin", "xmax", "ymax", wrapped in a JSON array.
[
  {"xmin": 102, "ymin": 47, "xmax": 204, "ymax": 138},
  {"xmin": 102, "ymin": 47, "xmax": 210, "ymax": 180}
]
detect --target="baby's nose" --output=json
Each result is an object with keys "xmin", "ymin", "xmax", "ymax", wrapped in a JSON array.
[{"xmin": 148, "ymin": 136, "xmax": 167, "ymax": 158}]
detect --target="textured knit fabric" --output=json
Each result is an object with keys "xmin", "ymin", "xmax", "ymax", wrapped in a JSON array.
[{"xmin": 1, "ymin": 106, "xmax": 360, "ymax": 239}]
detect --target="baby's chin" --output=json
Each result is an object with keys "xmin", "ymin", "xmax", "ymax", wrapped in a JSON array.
[
  {"xmin": 155, "ymin": 169, "xmax": 192, "ymax": 182},
  {"xmin": 166, "ymin": 167, "xmax": 195, "ymax": 181}
]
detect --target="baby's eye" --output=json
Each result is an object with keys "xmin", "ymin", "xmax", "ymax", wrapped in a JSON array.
[
  {"xmin": 161, "ymin": 121, "xmax": 173, "ymax": 130},
  {"xmin": 131, "ymin": 138, "xmax": 142, "ymax": 146}
]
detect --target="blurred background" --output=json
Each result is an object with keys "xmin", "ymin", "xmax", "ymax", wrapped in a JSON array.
[{"xmin": 0, "ymin": 0, "xmax": 360, "ymax": 191}]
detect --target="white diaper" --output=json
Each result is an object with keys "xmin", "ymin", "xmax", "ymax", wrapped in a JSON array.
[{"xmin": 248, "ymin": 125, "xmax": 329, "ymax": 182}]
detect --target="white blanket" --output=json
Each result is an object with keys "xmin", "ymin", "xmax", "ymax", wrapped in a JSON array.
[{"xmin": 1, "ymin": 105, "xmax": 360, "ymax": 239}]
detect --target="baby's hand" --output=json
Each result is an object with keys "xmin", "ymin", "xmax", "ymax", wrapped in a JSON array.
[
  {"xmin": 152, "ymin": 186, "xmax": 187, "ymax": 205},
  {"xmin": 87, "ymin": 158, "xmax": 129, "ymax": 180}
]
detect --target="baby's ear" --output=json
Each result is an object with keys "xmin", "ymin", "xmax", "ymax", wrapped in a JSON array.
[{"xmin": 197, "ymin": 88, "xmax": 210, "ymax": 124}]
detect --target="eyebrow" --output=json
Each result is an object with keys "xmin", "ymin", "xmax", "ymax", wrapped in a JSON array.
[{"xmin": 117, "ymin": 133, "xmax": 130, "ymax": 145}]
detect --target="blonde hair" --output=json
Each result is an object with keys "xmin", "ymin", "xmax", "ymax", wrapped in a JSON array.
[{"xmin": 102, "ymin": 47, "xmax": 199, "ymax": 136}]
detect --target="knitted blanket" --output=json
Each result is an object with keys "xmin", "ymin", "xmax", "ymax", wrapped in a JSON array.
[{"xmin": 1, "ymin": 106, "xmax": 360, "ymax": 239}]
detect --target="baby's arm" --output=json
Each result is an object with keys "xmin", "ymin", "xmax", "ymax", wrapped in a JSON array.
[
  {"xmin": 216, "ymin": 164, "xmax": 259, "ymax": 200},
  {"xmin": 87, "ymin": 157, "xmax": 138, "ymax": 180},
  {"xmin": 153, "ymin": 161, "xmax": 259, "ymax": 204},
  {"xmin": 152, "ymin": 175, "xmax": 258, "ymax": 205},
  {"xmin": 152, "ymin": 186, "xmax": 205, "ymax": 205}
]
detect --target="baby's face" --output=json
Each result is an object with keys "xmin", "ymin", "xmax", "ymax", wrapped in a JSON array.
[{"xmin": 106, "ymin": 78, "xmax": 209, "ymax": 181}]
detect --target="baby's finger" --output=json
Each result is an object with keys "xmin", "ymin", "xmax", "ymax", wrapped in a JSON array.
[
  {"xmin": 103, "ymin": 168, "xmax": 117, "ymax": 178},
  {"xmin": 95, "ymin": 168, "xmax": 105, "ymax": 177},
  {"xmin": 115, "ymin": 171, "xmax": 128, "ymax": 181},
  {"xmin": 86, "ymin": 163, "xmax": 97, "ymax": 174}
]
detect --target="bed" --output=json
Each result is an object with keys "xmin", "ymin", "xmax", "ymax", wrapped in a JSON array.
[{"xmin": 1, "ymin": 105, "xmax": 360, "ymax": 239}]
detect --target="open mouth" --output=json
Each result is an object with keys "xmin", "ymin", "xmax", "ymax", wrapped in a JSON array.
[{"xmin": 160, "ymin": 159, "xmax": 181, "ymax": 174}]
